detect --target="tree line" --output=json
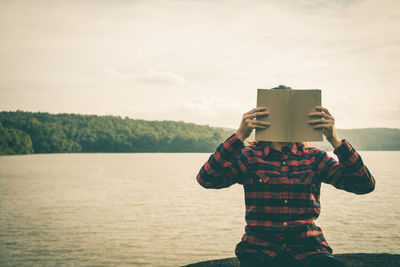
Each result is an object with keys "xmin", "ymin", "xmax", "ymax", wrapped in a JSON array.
[
  {"xmin": 314, "ymin": 128, "xmax": 400, "ymax": 151},
  {"xmin": 0, "ymin": 110, "xmax": 399, "ymax": 155},
  {"xmin": 0, "ymin": 111, "xmax": 230, "ymax": 155}
]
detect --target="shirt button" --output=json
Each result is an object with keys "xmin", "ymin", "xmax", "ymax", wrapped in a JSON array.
[
  {"xmin": 259, "ymin": 179, "xmax": 263, "ymax": 183},
  {"xmin": 282, "ymin": 243, "xmax": 287, "ymax": 249},
  {"xmin": 282, "ymin": 161, "xmax": 287, "ymax": 166},
  {"xmin": 284, "ymin": 200, "xmax": 288, "ymax": 204},
  {"xmin": 283, "ymin": 222, "xmax": 287, "ymax": 226}
]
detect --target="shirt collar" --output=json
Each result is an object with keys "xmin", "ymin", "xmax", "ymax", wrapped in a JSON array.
[{"xmin": 263, "ymin": 141, "xmax": 304, "ymax": 156}]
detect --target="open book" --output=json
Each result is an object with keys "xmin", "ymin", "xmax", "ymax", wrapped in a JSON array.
[{"xmin": 255, "ymin": 89, "xmax": 323, "ymax": 142}]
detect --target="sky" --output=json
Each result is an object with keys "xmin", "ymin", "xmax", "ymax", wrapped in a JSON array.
[{"xmin": 0, "ymin": 0, "xmax": 399, "ymax": 129}]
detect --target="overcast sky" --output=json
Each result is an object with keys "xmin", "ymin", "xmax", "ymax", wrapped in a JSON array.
[{"xmin": 1, "ymin": 0, "xmax": 399, "ymax": 129}]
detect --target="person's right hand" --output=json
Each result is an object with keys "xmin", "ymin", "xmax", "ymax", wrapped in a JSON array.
[{"xmin": 236, "ymin": 107, "xmax": 270, "ymax": 142}]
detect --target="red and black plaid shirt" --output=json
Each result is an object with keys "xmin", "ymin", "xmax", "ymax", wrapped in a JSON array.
[{"xmin": 196, "ymin": 133, "xmax": 375, "ymax": 264}]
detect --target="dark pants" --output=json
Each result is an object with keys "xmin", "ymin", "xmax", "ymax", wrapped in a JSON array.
[{"xmin": 238, "ymin": 252, "xmax": 347, "ymax": 267}]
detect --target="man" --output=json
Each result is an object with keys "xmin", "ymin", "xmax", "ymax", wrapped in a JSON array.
[{"xmin": 196, "ymin": 87, "xmax": 375, "ymax": 267}]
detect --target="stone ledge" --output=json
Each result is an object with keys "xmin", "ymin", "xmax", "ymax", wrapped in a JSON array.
[{"xmin": 183, "ymin": 253, "xmax": 400, "ymax": 267}]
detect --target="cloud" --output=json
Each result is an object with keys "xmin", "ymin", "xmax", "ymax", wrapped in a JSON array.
[
  {"xmin": 116, "ymin": 95, "xmax": 247, "ymax": 129},
  {"xmin": 139, "ymin": 69, "xmax": 186, "ymax": 84},
  {"xmin": 103, "ymin": 67, "xmax": 126, "ymax": 80},
  {"xmin": 180, "ymin": 95, "xmax": 240, "ymax": 117},
  {"xmin": 103, "ymin": 67, "xmax": 186, "ymax": 85},
  {"xmin": 162, "ymin": 95, "xmax": 248, "ymax": 128}
]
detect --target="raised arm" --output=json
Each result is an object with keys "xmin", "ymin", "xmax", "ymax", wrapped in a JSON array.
[
  {"xmin": 196, "ymin": 107, "xmax": 270, "ymax": 189},
  {"xmin": 196, "ymin": 134, "xmax": 246, "ymax": 189},
  {"xmin": 309, "ymin": 106, "xmax": 375, "ymax": 194},
  {"xmin": 315, "ymin": 141, "xmax": 375, "ymax": 194}
]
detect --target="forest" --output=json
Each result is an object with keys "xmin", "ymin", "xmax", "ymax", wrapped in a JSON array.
[{"xmin": 0, "ymin": 110, "xmax": 399, "ymax": 155}]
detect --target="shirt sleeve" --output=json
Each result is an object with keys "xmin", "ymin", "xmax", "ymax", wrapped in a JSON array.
[
  {"xmin": 196, "ymin": 133, "xmax": 248, "ymax": 189},
  {"xmin": 315, "ymin": 139, "xmax": 376, "ymax": 194}
]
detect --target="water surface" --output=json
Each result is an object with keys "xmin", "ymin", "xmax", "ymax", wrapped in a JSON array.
[{"xmin": 0, "ymin": 152, "xmax": 399, "ymax": 266}]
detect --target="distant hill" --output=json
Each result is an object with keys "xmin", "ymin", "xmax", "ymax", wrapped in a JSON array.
[
  {"xmin": 311, "ymin": 128, "xmax": 400, "ymax": 151},
  {"xmin": 0, "ymin": 111, "xmax": 230, "ymax": 155},
  {"xmin": 0, "ymin": 111, "xmax": 399, "ymax": 155}
]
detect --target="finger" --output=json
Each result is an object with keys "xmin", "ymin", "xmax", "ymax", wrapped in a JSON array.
[
  {"xmin": 308, "ymin": 112, "xmax": 334, "ymax": 121},
  {"xmin": 251, "ymin": 120, "xmax": 270, "ymax": 126},
  {"xmin": 308, "ymin": 118, "xmax": 332, "ymax": 124},
  {"xmin": 245, "ymin": 111, "xmax": 270, "ymax": 119},
  {"xmin": 315, "ymin": 106, "xmax": 332, "ymax": 116},
  {"xmin": 248, "ymin": 123, "xmax": 269, "ymax": 129},
  {"xmin": 246, "ymin": 120, "xmax": 270, "ymax": 127},
  {"xmin": 245, "ymin": 107, "xmax": 267, "ymax": 115},
  {"xmin": 312, "ymin": 123, "xmax": 332, "ymax": 129}
]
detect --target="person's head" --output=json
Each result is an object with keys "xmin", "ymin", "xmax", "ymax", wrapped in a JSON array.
[
  {"xmin": 248, "ymin": 85, "xmax": 309, "ymax": 148},
  {"xmin": 271, "ymin": 85, "xmax": 293, "ymax": 90}
]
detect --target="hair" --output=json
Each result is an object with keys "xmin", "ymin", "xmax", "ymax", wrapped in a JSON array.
[
  {"xmin": 247, "ymin": 140, "xmax": 310, "ymax": 148},
  {"xmin": 250, "ymin": 84, "xmax": 309, "ymax": 148},
  {"xmin": 271, "ymin": 84, "xmax": 293, "ymax": 90}
]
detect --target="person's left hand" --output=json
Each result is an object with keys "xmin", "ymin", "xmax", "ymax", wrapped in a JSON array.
[{"xmin": 308, "ymin": 106, "xmax": 342, "ymax": 149}]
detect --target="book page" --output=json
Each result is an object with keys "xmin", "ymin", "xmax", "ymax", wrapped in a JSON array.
[
  {"xmin": 290, "ymin": 89, "xmax": 323, "ymax": 141},
  {"xmin": 255, "ymin": 89, "xmax": 290, "ymax": 141}
]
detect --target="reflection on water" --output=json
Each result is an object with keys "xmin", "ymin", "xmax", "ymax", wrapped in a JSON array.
[{"xmin": 0, "ymin": 152, "xmax": 399, "ymax": 266}]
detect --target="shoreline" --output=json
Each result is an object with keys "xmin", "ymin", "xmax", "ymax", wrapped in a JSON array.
[{"xmin": 183, "ymin": 253, "xmax": 400, "ymax": 267}]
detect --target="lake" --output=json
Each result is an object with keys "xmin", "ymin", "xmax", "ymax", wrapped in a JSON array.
[{"xmin": 0, "ymin": 151, "xmax": 399, "ymax": 266}]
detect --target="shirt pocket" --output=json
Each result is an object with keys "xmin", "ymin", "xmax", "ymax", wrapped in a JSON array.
[
  {"xmin": 289, "ymin": 168, "xmax": 315, "ymax": 185},
  {"xmin": 299, "ymin": 171, "xmax": 315, "ymax": 184},
  {"xmin": 252, "ymin": 170, "xmax": 271, "ymax": 184}
]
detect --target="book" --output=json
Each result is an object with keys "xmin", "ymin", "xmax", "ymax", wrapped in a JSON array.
[{"xmin": 255, "ymin": 89, "xmax": 323, "ymax": 142}]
